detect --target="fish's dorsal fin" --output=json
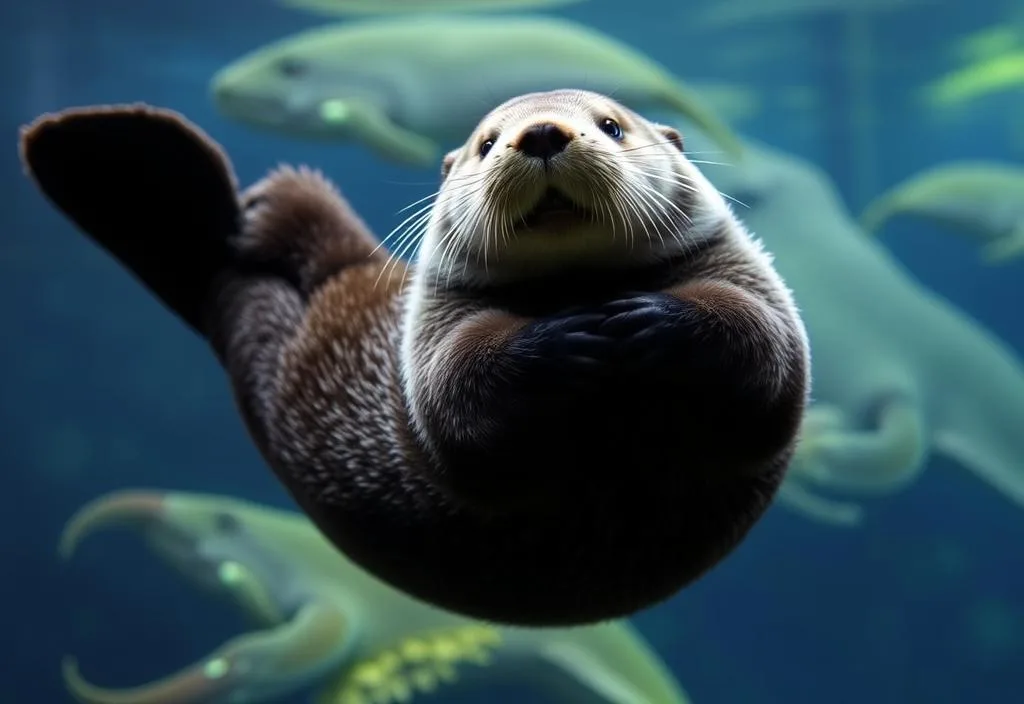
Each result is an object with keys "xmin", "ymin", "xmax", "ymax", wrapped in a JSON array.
[
  {"xmin": 935, "ymin": 430, "xmax": 1024, "ymax": 507},
  {"xmin": 334, "ymin": 97, "xmax": 439, "ymax": 167},
  {"xmin": 535, "ymin": 640, "xmax": 661, "ymax": 704},
  {"xmin": 980, "ymin": 221, "xmax": 1024, "ymax": 263},
  {"xmin": 776, "ymin": 480, "xmax": 864, "ymax": 526},
  {"xmin": 314, "ymin": 624, "xmax": 503, "ymax": 704}
]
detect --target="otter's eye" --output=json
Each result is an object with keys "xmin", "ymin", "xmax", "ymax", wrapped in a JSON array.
[
  {"xmin": 277, "ymin": 57, "xmax": 308, "ymax": 78},
  {"xmin": 479, "ymin": 139, "xmax": 495, "ymax": 158},
  {"xmin": 599, "ymin": 118, "xmax": 623, "ymax": 141}
]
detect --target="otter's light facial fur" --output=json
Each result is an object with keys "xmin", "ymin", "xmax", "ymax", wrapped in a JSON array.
[{"xmin": 418, "ymin": 89, "xmax": 731, "ymax": 286}]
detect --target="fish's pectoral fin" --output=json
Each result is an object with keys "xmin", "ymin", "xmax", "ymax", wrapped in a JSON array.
[
  {"xmin": 776, "ymin": 407, "xmax": 866, "ymax": 524},
  {"xmin": 64, "ymin": 599, "xmax": 350, "ymax": 704},
  {"xmin": 314, "ymin": 624, "xmax": 503, "ymax": 704},
  {"xmin": 935, "ymin": 430, "xmax": 1024, "ymax": 508},
  {"xmin": 59, "ymin": 490, "xmax": 168, "ymax": 560},
  {"xmin": 532, "ymin": 640, "xmax": 670, "ymax": 704},
  {"xmin": 19, "ymin": 104, "xmax": 241, "ymax": 336},
  {"xmin": 930, "ymin": 323, "xmax": 1024, "ymax": 509},
  {"xmin": 775, "ymin": 480, "xmax": 864, "ymax": 527},
  {"xmin": 791, "ymin": 396, "xmax": 929, "ymax": 496},
  {"xmin": 662, "ymin": 82, "xmax": 744, "ymax": 160},
  {"xmin": 859, "ymin": 195, "xmax": 896, "ymax": 234},
  {"xmin": 788, "ymin": 403, "xmax": 847, "ymax": 479},
  {"xmin": 332, "ymin": 98, "xmax": 438, "ymax": 168},
  {"xmin": 980, "ymin": 224, "xmax": 1024, "ymax": 263}
]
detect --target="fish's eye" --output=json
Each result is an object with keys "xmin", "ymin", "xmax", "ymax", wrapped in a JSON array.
[
  {"xmin": 213, "ymin": 512, "xmax": 240, "ymax": 533},
  {"xmin": 479, "ymin": 139, "xmax": 495, "ymax": 159},
  {"xmin": 598, "ymin": 118, "xmax": 623, "ymax": 141},
  {"xmin": 277, "ymin": 57, "xmax": 308, "ymax": 78}
]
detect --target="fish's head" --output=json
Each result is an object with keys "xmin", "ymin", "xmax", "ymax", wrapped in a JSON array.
[
  {"xmin": 59, "ymin": 490, "xmax": 352, "ymax": 704},
  {"xmin": 210, "ymin": 40, "xmax": 367, "ymax": 141},
  {"xmin": 60, "ymin": 490, "xmax": 298, "ymax": 622}
]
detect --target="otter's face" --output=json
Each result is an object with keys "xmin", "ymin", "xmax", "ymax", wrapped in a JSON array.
[{"xmin": 418, "ymin": 89, "xmax": 729, "ymax": 283}]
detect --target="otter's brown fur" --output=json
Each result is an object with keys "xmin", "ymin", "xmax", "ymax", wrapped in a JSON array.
[{"xmin": 19, "ymin": 91, "xmax": 809, "ymax": 627}]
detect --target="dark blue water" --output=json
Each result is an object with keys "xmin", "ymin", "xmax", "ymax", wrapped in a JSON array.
[{"xmin": 3, "ymin": 1, "xmax": 1021, "ymax": 702}]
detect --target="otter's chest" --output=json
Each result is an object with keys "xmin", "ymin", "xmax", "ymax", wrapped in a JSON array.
[{"xmin": 465, "ymin": 262, "xmax": 690, "ymax": 317}]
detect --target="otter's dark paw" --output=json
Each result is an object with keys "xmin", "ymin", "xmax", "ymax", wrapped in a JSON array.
[
  {"xmin": 510, "ymin": 312, "xmax": 614, "ymax": 379},
  {"xmin": 597, "ymin": 292, "xmax": 693, "ymax": 367}
]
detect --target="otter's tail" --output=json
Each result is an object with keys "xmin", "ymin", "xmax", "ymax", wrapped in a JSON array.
[{"xmin": 19, "ymin": 104, "xmax": 241, "ymax": 337}]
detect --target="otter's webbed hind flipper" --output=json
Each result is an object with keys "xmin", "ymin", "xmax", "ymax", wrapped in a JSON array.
[{"xmin": 19, "ymin": 104, "xmax": 240, "ymax": 336}]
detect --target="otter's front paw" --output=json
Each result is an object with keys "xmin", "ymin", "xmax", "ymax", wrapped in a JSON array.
[
  {"xmin": 511, "ymin": 312, "xmax": 614, "ymax": 381},
  {"xmin": 597, "ymin": 292, "xmax": 691, "ymax": 366}
]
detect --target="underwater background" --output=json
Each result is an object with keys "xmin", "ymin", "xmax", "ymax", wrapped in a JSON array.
[{"xmin": 3, "ymin": 0, "xmax": 1022, "ymax": 702}]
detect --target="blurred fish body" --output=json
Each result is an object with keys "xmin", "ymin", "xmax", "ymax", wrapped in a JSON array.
[
  {"xmin": 60, "ymin": 489, "xmax": 693, "ymax": 704},
  {"xmin": 685, "ymin": 130, "xmax": 1024, "ymax": 525},
  {"xmin": 923, "ymin": 50, "xmax": 1024, "ymax": 106},
  {"xmin": 209, "ymin": 15, "xmax": 741, "ymax": 166},
  {"xmin": 691, "ymin": 0, "xmax": 932, "ymax": 30},
  {"xmin": 953, "ymin": 24, "xmax": 1022, "ymax": 64},
  {"xmin": 279, "ymin": 0, "xmax": 587, "ymax": 16},
  {"xmin": 861, "ymin": 162, "xmax": 1024, "ymax": 264}
]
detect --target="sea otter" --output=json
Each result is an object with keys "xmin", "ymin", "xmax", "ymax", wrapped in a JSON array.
[{"xmin": 19, "ymin": 89, "xmax": 809, "ymax": 626}]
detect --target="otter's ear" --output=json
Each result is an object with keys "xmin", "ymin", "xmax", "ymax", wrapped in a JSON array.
[
  {"xmin": 654, "ymin": 124, "xmax": 684, "ymax": 153},
  {"xmin": 440, "ymin": 149, "xmax": 459, "ymax": 182}
]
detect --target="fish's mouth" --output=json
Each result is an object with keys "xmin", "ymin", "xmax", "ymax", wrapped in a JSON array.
[
  {"xmin": 57, "ymin": 491, "xmax": 291, "ymax": 704},
  {"xmin": 521, "ymin": 188, "xmax": 591, "ymax": 229},
  {"xmin": 209, "ymin": 81, "xmax": 292, "ymax": 128}
]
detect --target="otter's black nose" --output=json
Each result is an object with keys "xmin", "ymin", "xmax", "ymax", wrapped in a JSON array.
[{"xmin": 517, "ymin": 123, "xmax": 571, "ymax": 160}]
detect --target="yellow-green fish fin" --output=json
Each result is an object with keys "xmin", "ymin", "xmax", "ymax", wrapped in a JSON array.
[{"xmin": 314, "ymin": 624, "xmax": 503, "ymax": 704}]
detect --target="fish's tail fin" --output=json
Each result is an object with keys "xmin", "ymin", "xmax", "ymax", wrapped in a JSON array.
[
  {"xmin": 980, "ymin": 225, "xmax": 1024, "ymax": 263},
  {"xmin": 662, "ymin": 82, "xmax": 745, "ymax": 161},
  {"xmin": 502, "ymin": 622, "xmax": 692, "ymax": 704},
  {"xmin": 933, "ymin": 320, "xmax": 1024, "ymax": 510},
  {"xmin": 19, "ymin": 104, "xmax": 241, "ymax": 337},
  {"xmin": 859, "ymin": 192, "xmax": 899, "ymax": 233}
]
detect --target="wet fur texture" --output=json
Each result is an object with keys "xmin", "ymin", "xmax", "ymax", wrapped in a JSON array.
[{"xmin": 19, "ymin": 91, "xmax": 809, "ymax": 627}]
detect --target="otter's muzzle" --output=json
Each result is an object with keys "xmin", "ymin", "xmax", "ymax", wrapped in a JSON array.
[{"xmin": 516, "ymin": 122, "xmax": 572, "ymax": 161}]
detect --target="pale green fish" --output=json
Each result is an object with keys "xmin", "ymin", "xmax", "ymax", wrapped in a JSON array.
[
  {"xmin": 209, "ymin": 15, "xmax": 742, "ymax": 167},
  {"xmin": 690, "ymin": 0, "xmax": 931, "ymax": 30},
  {"xmin": 861, "ymin": 162, "xmax": 1024, "ymax": 264},
  {"xmin": 279, "ymin": 0, "xmax": 587, "ymax": 16},
  {"xmin": 59, "ymin": 489, "xmax": 692, "ymax": 704},
  {"xmin": 953, "ymin": 24, "xmax": 1023, "ymax": 64},
  {"xmin": 922, "ymin": 50, "xmax": 1024, "ymax": 107},
  {"xmin": 680, "ymin": 129, "xmax": 1024, "ymax": 527},
  {"xmin": 686, "ymin": 81, "xmax": 762, "ymax": 125}
]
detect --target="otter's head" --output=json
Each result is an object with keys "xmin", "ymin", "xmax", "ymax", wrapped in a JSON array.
[{"xmin": 417, "ymin": 89, "xmax": 731, "ymax": 285}]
